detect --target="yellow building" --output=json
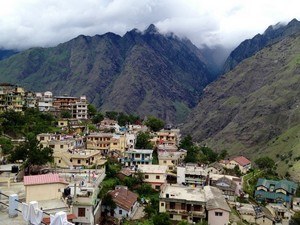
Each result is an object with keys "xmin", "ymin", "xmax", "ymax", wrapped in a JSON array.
[
  {"xmin": 86, "ymin": 133, "xmax": 113, "ymax": 151},
  {"xmin": 24, "ymin": 174, "xmax": 68, "ymax": 203},
  {"xmin": 54, "ymin": 150, "xmax": 106, "ymax": 168},
  {"xmin": 137, "ymin": 165, "xmax": 168, "ymax": 190}
]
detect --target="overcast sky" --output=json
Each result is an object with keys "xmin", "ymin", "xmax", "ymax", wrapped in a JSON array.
[{"xmin": 0, "ymin": 0, "xmax": 299, "ymax": 50}]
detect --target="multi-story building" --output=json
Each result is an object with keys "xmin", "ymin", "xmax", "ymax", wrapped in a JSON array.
[
  {"xmin": 71, "ymin": 96, "xmax": 88, "ymax": 120},
  {"xmin": 159, "ymin": 184, "xmax": 206, "ymax": 223},
  {"xmin": 66, "ymin": 167, "xmax": 106, "ymax": 225},
  {"xmin": 53, "ymin": 95, "xmax": 88, "ymax": 120},
  {"xmin": 37, "ymin": 133, "xmax": 84, "ymax": 152},
  {"xmin": 122, "ymin": 149, "xmax": 153, "ymax": 167},
  {"xmin": 151, "ymin": 130, "xmax": 179, "ymax": 147},
  {"xmin": 53, "ymin": 150, "xmax": 106, "ymax": 168},
  {"xmin": 137, "ymin": 164, "xmax": 168, "ymax": 190},
  {"xmin": 36, "ymin": 91, "xmax": 53, "ymax": 112},
  {"xmin": 0, "ymin": 84, "xmax": 26, "ymax": 112},
  {"xmin": 109, "ymin": 134, "xmax": 126, "ymax": 153},
  {"xmin": 177, "ymin": 164, "xmax": 208, "ymax": 186},
  {"xmin": 255, "ymin": 179, "xmax": 298, "ymax": 206},
  {"xmin": 158, "ymin": 151, "xmax": 186, "ymax": 171},
  {"xmin": 86, "ymin": 133, "xmax": 114, "ymax": 152}
]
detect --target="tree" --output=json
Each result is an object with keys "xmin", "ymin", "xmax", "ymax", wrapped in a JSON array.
[
  {"xmin": 152, "ymin": 213, "xmax": 171, "ymax": 225},
  {"xmin": 92, "ymin": 112, "xmax": 104, "ymax": 124},
  {"xmin": 105, "ymin": 111, "xmax": 118, "ymax": 120},
  {"xmin": 102, "ymin": 193, "xmax": 116, "ymax": 211},
  {"xmin": 9, "ymin": 135, "xmax": 54, "ymax": 174},
  {"xmin": 234, "ymin": 165, "xmax": 242, "ymax": 177},
  {"xmin": 184, "ymin": 145, "xmax": 200, "ymax": 163},
  {"xmin": 255, "ymin": 157, "xmax": 275, "ymax": 170},
  {"xmin": 179, "ymin": 135, "xmax": 193, "ymax": 149},
  {"xmin": 60, "ymin": 110, "xmax": 72, "ymax": 119},
  {"xmin": 144, "ymin": 116, "xmax": 164, "ymax": 132},
  {"xmin": 218, "ymin": 149, "xmax": 228, "ymax": 160},
  {"xmin": 0, "ymin": 137, "xmax": 13, "ymax": 155},
  {"xmin": 87, "ymin": 104, "xmax": 97, "ymax": 118},
  {"xmin": 200, "ymin": 146, "xmax": 218, "ymax": 163},
  {"xmin": 135, "ymin": 132, "xmax": 153, "ymax": 149}
]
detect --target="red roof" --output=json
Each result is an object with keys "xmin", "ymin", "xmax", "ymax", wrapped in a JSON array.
[
  {"xmin": 42, "ymin": 213, "xmax": 76, "ymax": 224},
  {"xmin": 109, "ymin": 187, "xmax": 138, "ymax": 211},
  {"xmin": 24, "ymin": 174, "xmax": 68, "ymax": 186},
  {"xmin": 232, "ymin": 156, "xmax": 251, "ymax": 167}
]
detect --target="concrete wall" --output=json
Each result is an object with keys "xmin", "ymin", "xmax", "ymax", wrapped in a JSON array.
[
  {"xmin": 208, "ymin": 209, "xmax": 229, "ymax": 225},
  {"xmin": 25, "ymin": 183, "xmax": 67, "ymax": 203}
]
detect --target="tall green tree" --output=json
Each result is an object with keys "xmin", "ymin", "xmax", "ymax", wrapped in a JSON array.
[
  {"xmin": 87, "ymin": 104, "xmax": 97, "ymax": 118},
  {"xmin": 145, "ymin": 116, "xmax": 165, "ymax": 132},
  {"xmin": 179, "ymin": 135, "xmax": 193, "ymax": 149},
  {"xmin": 0, "ymin": 137, "xmax": 13, "ymax": 155},
  {"xmin": 105, "ymin": 111, "xmax": 119, "ymax": 120},
  {"xmin": 135, "ymin": 132, "xmax": 153, "ymax": 149},
  {"xmin": 9, "ymin": 135, "xmax": 54, "ymax": 174},
  {"xmin": 92, "ymin": 112, "xmax": 104, "ymax": 124}
]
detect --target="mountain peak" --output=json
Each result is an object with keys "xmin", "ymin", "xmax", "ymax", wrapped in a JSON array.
[{"xmin": 144, "ymin": 24, "xmax": 159, "ymax": 34}]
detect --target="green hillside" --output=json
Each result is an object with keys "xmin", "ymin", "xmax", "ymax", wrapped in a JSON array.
[{"xmin": 183, "ymin": 34, "xmax": 300, "ymax": 177}]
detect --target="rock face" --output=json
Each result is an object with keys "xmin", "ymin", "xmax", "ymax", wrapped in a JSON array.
[
  {"xmin": 223, "ymin": 18, "xmax": 300, "ymax": 73},
  {"xmin": 0, "ymin": 25, "xmax": 213, "ymax": 123},
  {"xmin": 183, "ymin": 33, "xmax": 300, "ymax": 158}
]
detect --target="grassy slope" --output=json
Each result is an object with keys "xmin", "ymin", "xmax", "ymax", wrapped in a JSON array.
[{"xmin": 184, "ymin": 35, "xmax": 300, "ymax": 179}]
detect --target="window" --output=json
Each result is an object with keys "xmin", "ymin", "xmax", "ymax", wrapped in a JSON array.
[
  {"xmin": 40, "ymin": 137, "xmax": 45, "ymax": 141},
  {"xmin": 60, "ymin": 145, "xmax": 63, "ymax": 149},
  {"xmin": 181, "ymin": 203, "xmax": 185, "ymax": 210},
  {"xmin": 78, "ymin": 208, "xmax": 85, "ymax": 217},
  {"xmin": 215, "ymin": 212, "xmax": 223, "ymax": 216},
  {"xmin": 156, "ymin": 175, "xmax": 160, "ymax": 179},
  {"xmin": 170, "ymin": 202, "xmax": 175, "ymax": 209},
  {"xmin": 58, "ymin": 160, "xmax": 61, "ymax": 163},
  {"xmin": 119, "ymin": 209, "xmax": 122, "ymax": 214},
  {"xmin": 182, "ymin": 215, "xmax": 188, "ymax": 220},
  {"xmin": 78, "ymin": 159, "xmax": 81, "ymax": 164},
  {"xmin": 145, "ymin": 175, "xmax": 149, "ymax": 179},
  {"xmin": 194, "ymin": 205, "xmax": 202, "ymax": 211},
  {"xmin": 170, "ymin": 214, "xmax": 173, "ymax": 218},
  {"xmin": 163, "ymin": 160, "xmax": 167, "ymax": 164},
  {"xmin": 135, "ymin": 154, "xmax": 140, "ymax": 158},
  {"xmin": 155, "ymin": 185, "xmax": 160, "ymax": 190},
  {"xmin": 161, "ymin": 202, "xmax": 165, "ymax": 207}
]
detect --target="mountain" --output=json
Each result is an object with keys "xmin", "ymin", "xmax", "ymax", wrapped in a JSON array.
[
  {"xmin": 0, "ymin": 49, "xmax": 18, "ymax": 60},
  {"xmin": 0, "ymin": 25, "xmax": 213, "ymax": 123},
  {"xmin": 223, "ymin": 18, "xmax": 300, "ymax": 73},
  {"xmin": 182, "ymin": 33, "xmax": 300, "ymax": 178}
]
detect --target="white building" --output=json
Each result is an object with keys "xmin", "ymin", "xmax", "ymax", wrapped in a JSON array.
[
  {"xmin": 108, "ymin": 186, "xmax": 139, "ymax": 220},
  {"xmin": 159, "ymin": 184, "xmax": 206, "ymax": 223},
  {"xmin": 36, "ymin": 91, "xmax": 53, "ymax": 112},
  {"xmin": 122, "ymin": 149, "xmax": 153, "ymax": 167}
]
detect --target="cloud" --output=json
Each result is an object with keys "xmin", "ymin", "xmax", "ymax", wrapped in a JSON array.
[{"xmin": 0, "ymin": 0, "xmax": 299, "ymax": 50}]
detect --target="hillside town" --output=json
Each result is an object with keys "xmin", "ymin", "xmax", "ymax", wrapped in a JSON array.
[{"xmin": 0, "ymin": 84, "xmax": 300, "ymax": 225}]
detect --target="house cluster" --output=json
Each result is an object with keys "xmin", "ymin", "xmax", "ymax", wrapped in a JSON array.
[
  {"xmin": 1, "ymin": 89, "xmax": 300, "ymax": 225},
  {"xmin": 0, "ymin": 83, "xmax": 88, "ymax": 119}
]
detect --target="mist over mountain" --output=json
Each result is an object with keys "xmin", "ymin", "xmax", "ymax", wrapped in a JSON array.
[
  {"xmin": 223, "ymin": 18, "xmax": 300, "ymax": 73},
  {"xmin": 182, "ymin": 31, "xmax": 300, "ymax": 176}
]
